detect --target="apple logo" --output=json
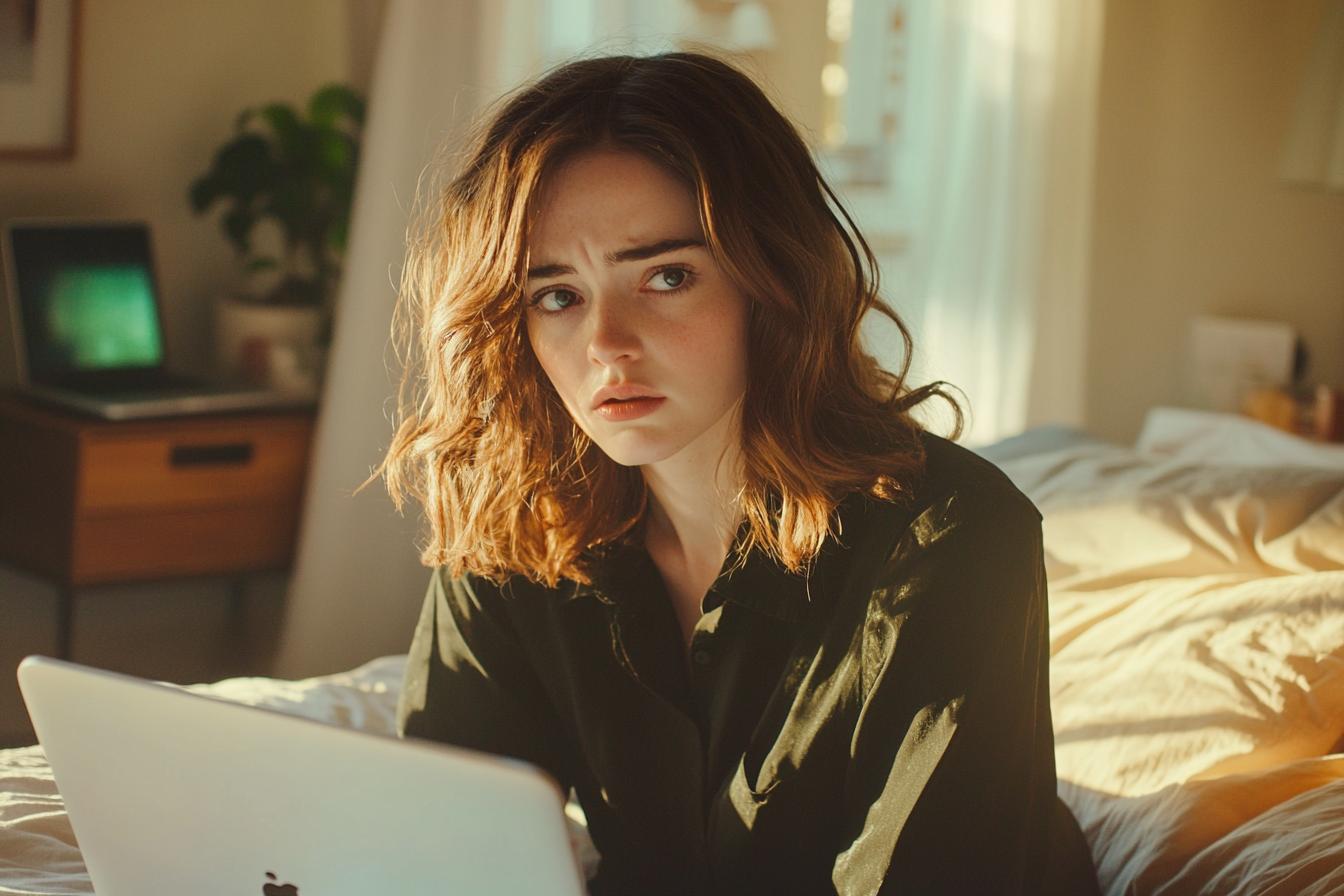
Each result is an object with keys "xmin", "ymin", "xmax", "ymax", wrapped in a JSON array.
[{"xmin": 263, "ymin": 871, "xmax": 298, "ymax": 896}]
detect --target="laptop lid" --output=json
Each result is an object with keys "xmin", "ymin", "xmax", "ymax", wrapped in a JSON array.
[
  {"xmin": 17, "ymin": 656, "xmax": 586, "ymax": 896},
  {"xmin": 4, "ymin": 221, "xmax": 170, "ymax": 392}
]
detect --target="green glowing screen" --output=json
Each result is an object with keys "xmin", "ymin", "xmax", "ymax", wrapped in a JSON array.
[{"xmin": 46, "ymin": 265, "xmax": 163, "ymax": 369}]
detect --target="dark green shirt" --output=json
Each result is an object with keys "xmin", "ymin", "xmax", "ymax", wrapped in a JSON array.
[{"xmin": 398, "ymin": 435, "xmax": 1098, "ymax": 895}]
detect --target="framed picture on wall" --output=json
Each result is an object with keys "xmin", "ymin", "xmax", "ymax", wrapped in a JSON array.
[{"xmin": 0, "ymin": 0, "xmax": 80, "ymax": 160}]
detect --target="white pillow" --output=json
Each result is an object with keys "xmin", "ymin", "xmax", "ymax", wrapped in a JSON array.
[
  {"xmin": 1136, "ymin": 406, "xmax": 1344, "ymax": 469},
  {"xmin": 187, "ymin": 654, "xmax": 406, "ymax": 734}
]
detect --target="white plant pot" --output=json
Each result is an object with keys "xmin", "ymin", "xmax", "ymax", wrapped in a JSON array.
[{"xmin": 215, "ymin": 296, "xmax": 327, "ymax": 399}]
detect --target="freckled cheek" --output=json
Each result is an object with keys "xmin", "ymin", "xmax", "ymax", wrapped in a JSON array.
[
  {"xmin": 534, "ymin": 336, "xmax": 604, "ymax": 429},
  {"xmin": 677, "ymin": 310, "xmax": 749, "ymax": 396}
]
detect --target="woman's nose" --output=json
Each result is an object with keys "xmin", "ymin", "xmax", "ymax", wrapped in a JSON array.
[{"xmin": 587, "ymin": 296, "xmax": 641, "ymax": 366}]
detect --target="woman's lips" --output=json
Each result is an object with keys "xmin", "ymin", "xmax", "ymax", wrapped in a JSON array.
[{"xmin": 594, "ymin": 396, "xmax": 666, "ymax": 421}]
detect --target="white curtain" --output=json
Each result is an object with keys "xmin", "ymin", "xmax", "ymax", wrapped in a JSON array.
[
  {"xmin": 1280, "ymin": 0, "xmax": 1344, "ymax": 190},
  {"xmin": 856, "ymin": 0, "xmax": 1104, "ymax": 445},
  {"xmin": 273, "ymin": 0, "xmax": 485, "ymax": 678}
]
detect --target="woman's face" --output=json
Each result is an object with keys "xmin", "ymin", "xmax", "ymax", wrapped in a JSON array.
[{"xmin": 525, "ymin": 150, "xmax": 751, "ymax": 468}]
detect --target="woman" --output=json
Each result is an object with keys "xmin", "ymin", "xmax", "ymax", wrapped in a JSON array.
[{"xmin": 383, "ymin": 53, "xmax": 1098, "ymax": 895}]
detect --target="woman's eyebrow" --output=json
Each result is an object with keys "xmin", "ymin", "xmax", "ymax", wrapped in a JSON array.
[
  {"xmin": 526, "ymin": 237, "xmax": 706, "ymax": 280},
  {"xmin": 526, "ymin": 262, "xmax": 573, "ymax": 280},
  {"xmin": 606, "ymin": 237, "xmax": 705, "ymax": 264}
]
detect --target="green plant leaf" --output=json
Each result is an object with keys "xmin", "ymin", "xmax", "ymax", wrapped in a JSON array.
[
  {"xmin": 258, "ymin": 103, "xmax": 302, "ymax": 142},
  {"xmin": 308, "ymin": 83, "xmax": 366, "ymax": 129},
  {"xmin": 329, "ymin": 215, "xmax": 350, "ymax": 255},
  {"xmin": 191, "ymin": 83, "xmax": 366, "ymax": 283},
  {"xmin": 189, "ymin": 173, "xmax": 220, "ymax": 213},
  {"xmin": 222, "ymin": 206, "xmax": 258, "ymax": 255},
  {"xmin": 314, "ymin": 130, "xmax": 352, "ymax": 176},
  {"xmin": 207, "ymin": 134, "xmax": 273, "ymax": 199}
]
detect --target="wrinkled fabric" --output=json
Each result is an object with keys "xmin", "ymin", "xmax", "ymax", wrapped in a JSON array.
[
  {"xmin": 1062, "ymin": 756, "xmax": 1344, "ymax": 896},
  {"xmin": 0, "ymin": 746, "xmax": 88, "ymax": 896},
  {"xmin": 1151, "ymin": 772, "xmax": 1344, "ymax": 896},
  {"xmin": 997, "ymin": 436, "xmax": 1344, "ymax": 896},
  {"xmin": 398, "ymin": 435, "xmax": 1098, "ymax": 896},
  {"xmin": 993, "ymin": 445, "xmax": 1344, "ymax": 798}
]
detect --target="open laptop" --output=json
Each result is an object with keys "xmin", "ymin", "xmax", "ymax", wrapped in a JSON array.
[
  {"xmin": 18, "ymin": 656, "xmax": 586, "ymax": 896},
  {"xmin": 3, "ymin": 220, "xmax": 313, "ymax": 419}
]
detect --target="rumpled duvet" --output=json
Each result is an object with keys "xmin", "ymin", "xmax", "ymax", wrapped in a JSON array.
[{"xmin": 999, "ymin": 409, "xmax": 1344, "ymax": 896}]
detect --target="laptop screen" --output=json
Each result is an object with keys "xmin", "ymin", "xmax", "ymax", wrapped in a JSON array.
[{"xmin": 6, "ymin": 223, "xmax": 167, "ymax": 388}]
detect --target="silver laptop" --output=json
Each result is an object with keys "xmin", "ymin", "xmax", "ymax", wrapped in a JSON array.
[
  {"xmin": 3, "ymin": 220, "xmax": 313, "ymax": 419},
  {"xmin": 18, "ymin": 656, "xmax": 586, "ymax": 896}
]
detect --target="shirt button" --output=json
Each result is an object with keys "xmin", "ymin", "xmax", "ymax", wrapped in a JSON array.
[{"xmin": 693, "ymin": 649, "xmax": 712, "ymax": 667}]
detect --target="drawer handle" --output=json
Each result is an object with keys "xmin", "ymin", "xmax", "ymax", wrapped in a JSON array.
[{"xmin": 170, "ymin": 443, "xmax": 254, "ymax": 467}]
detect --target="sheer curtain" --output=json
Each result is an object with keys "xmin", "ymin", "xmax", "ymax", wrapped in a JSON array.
[
  {"xmin": 884, "ymin": 0, "xmax": 1104, "ymax": 444},
  {"xmin": 273, "ymin": 0, "xmax": 485, "ymax": 678}
]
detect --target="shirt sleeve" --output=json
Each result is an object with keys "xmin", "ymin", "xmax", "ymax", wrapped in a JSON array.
[
  {"xmin": 397, "ymin": 567, "xmax": 579, "ymax": 793},
  {"xmin": 831, "ymin": 486, "xmax": 1089, "ymax": 896}
]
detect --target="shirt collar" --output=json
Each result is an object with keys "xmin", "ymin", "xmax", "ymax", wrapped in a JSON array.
[
  {"xmin": 576, "ymin": 492, "xmax": 878, "ymax": 624},
  {"xmin": 709, "ymin": 491, "xmax": 894, "ymax": 622},
  {"xmin": 701, "ymin": 543, "xmax": 824, "ymax": 623}
]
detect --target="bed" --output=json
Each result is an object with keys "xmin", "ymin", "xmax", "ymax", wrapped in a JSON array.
[{"xmin": 4, "ymin": 407, "xmax": 1344, "ymax": 895}]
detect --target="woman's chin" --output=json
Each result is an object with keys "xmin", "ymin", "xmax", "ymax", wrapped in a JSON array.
[{"xmin": 590, "ymin": 433, "xmax": 681, "ymax": 468}]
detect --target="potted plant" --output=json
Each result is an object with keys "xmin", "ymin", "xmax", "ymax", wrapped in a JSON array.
[{"xmin": 190, "ymin": 83, "xmax": 365, "ymax": 396}]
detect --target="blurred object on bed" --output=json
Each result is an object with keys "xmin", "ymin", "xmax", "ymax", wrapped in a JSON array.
[
  {"xmin": 1238, "ymin": 383, "xmax": 1344, "ymax": 442},
  {"xmin": 1187, "ymin": 315, "xmax": 1297, "ymax": 414},
  {"xmin": 1240, "ymin": 385, "xmax": 1311, "ymax": 435},
  {"xmin": 1316, "ymin": 384, "xmax": 1344, "ymax": 442}
]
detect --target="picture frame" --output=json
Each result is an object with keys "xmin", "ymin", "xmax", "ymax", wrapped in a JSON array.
[{"xmin": 0, "ymin": 0, "xmax": 81, "ymax": 161}]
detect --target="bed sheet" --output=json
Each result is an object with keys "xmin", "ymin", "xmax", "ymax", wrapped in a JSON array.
[{"xmin": 996, "ymin": 409, "xmax": 1344, "ymax": 895}]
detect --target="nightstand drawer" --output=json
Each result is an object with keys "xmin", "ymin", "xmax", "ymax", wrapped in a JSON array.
[
  {"xmin": 78, "ymin": 417, "xmax": 312, "ymax": 514},
  {"xmin": 71, "ymin": 501, "xmax": 302, "ymax": 583},
  {"xmin": 0, "ymin": 396, "xmax": 316, "ymax": 586}
]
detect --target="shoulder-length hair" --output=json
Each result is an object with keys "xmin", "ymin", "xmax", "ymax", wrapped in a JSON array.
[{"xmin": 383, "ymin": 52, "xmax": 954, "ymax": 586}]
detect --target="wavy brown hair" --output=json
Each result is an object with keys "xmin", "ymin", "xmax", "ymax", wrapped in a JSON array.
[{"xmin": 383, "ymin": 52, "xmax": 957, "ymax": 586}]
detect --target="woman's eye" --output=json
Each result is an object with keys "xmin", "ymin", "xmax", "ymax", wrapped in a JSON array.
[
  {"xmin": 647, "ymin": 268, "xmax": 688, "ymax": 291},
  {"xmin": 534, "ymin": 288, "xmax": 580, "ymax": 312}
]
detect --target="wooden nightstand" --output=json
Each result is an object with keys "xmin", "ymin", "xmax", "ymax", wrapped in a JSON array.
[{"xmin": 0, "ymin": 394, "xmax": 315, "ymax": 659}]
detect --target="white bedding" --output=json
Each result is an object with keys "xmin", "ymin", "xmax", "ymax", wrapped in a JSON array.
[
  {"xmin": 5, "ymin": 408, "xmax": 1344, "ymax": 896},
  {"xmin": 998, "ymin": 409, "xmax": 1344, "ymax": 895}
]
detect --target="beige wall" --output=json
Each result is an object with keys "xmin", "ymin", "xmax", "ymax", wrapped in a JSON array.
[
  {"xmin": 0, "ymin": 0, "xmax": 347, "ymax": 381},
  {"xmin": 1085, "ymin": 0, "xmax": 1344, "ymax": 442}
]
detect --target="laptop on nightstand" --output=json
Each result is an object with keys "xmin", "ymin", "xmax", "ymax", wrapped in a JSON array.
[
  {"xmin": 3, "ymin": 220, "xmax": 314, "ymax": 420},
  {"xmin": 18, "ymin": 656, "xmax": 587, "ymax": 896}
]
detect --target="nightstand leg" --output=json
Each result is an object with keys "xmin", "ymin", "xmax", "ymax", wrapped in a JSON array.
[
  {"xmin": 54, "ymin": 585, "xmax": 75, "ymax": 661},
  {"xmin": 228, "ymin": 576, "xmax": 248, "ymax": 668}
]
